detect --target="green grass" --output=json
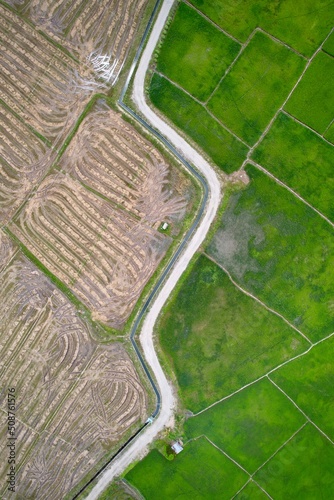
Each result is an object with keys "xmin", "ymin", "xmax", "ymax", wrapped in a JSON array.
[
  {"xmin": 149, "ymin": 73, "xmax": 248, "ymax": 173},
  {"xmin": 156, "ymin": 2, "xmax": 240, "ymax": 101},
  {"xmin": 188, "ymin": 0, "xmax": 334, "ymax": 57},
  {"xmin": 125, "ymin": 438, "xmax": 248, "ymax": 499},
  {"xmin": 324, "ymin": 121, "xmax": 334, "ymax": 143},
  {"xmin": 254, "ymin": 423, "xmax": 334, "ymax": 498},
  {"xmin": 285, "ymin": 51, "xmax": 334, "ymax": 134},
  {"xmin": 97, "ymin": 480, "xmax": 135, "ymax": 500},
  {"xmin": 252, "ymin": 112, "xmax": 334, "ymax": 221},
  {"xmin": 208, "ymin": 31, "xmax": 305, "ymax": 145},
  {"xmin": 323, "ymin": 30, "xmax": 334, "ymax": 56},
  {"xmin": 207, "ymin": 164, "xmax": 334, "ymax": 342},
  {"xmin": 234, "ymin": 481, "xmax": 268, "ymax": 499},
  {"xmin": 158, "ymin": 254, "xmax": 308, "ymax": 412},
  {"xmin": 271, "ymin": 335, "xmax": 334, "ymax": 441},
  {"xmin": 185, "ymin": 378, "xmax": 306, "ymax": 473}
]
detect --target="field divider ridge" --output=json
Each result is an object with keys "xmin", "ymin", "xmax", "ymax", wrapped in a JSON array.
[
  {"xmin": 203, "ymin": 251, "xmax": 313, "ymax": 344},
  {"xmin": 248, "ymin": 159, "xmax": 334, "ymax": 228},
  {"xmin": 281, "ymin": 109, "xmax": 334, "ymax": 147},
  {"xmin": 154, "ymin": 71, "xmax": 250, "ymax": 147},
  {"xmin": 249, "ymin": 421, "xmax": 308, "ymax": 479},
  {"xmin": 183, "ymin": 0, "xmax": 242, "ymax": 44},
  {"xmin": 267, "ymin": 376, "xmax": 334, "ymax": 445},
  {"xmin": 204, "ymin": 28, "xmax": 256, "ymax": 104},
  {"xmin": 204, "ymin": 436, "xmax": 251, "ymax": 476},
  {"xmin": 242, "ymin": 26, "xmax": 334, "ymax": 166}
]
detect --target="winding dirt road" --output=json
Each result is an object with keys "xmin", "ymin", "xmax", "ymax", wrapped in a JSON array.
[{"xmin": 86, "ymin": 1, "xmax": 221, "ymax": 497}]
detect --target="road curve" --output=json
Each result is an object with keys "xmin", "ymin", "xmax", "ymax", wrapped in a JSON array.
[{"xmin": 87, "ymin": 0, "xmax": 221, "ymax": 497}]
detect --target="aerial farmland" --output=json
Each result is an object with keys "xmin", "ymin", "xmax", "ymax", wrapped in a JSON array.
[
  {"xmin": 124, "ymin": 0, "xmax": 334, "ymax": 499},
  {"xmin": 0, "ymin": 0, "xmax": 195, "ymax": 497},
  {"xmin": 1, "ymin": 0, "xmax": 334, "ymax": 498}
]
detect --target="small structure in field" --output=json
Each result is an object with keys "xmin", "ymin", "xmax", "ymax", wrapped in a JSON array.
[
  {"xmin": 161, "ymin": 222, "xmax": 169, "ymax": 231},
  {"xmin": 171, "ymin": 441, "xmax": 183, "ymax": 454}
]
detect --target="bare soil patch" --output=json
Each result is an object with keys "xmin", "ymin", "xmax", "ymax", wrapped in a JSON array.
[
  {"xmin": 10, "ymin": 105, "xmax": 187, "ymax": 328},
  {"xmin": 0, "ymin": 252, "xmax": 148, "ymax": 499}
]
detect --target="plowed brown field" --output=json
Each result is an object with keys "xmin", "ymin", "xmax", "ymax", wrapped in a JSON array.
[{"xmin": 0, "ymin": 241, "xmax": 147, "ymax": 499}]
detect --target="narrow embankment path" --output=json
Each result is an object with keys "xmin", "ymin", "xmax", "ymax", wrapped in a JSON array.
[{"xmin": 87, "ymin": 0, "xmax": 221, "ymax": 497}]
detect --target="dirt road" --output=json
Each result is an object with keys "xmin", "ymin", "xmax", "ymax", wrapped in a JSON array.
[{"xmin": 86, "ymin": 0, "xmax": 221, "ymax": 497}]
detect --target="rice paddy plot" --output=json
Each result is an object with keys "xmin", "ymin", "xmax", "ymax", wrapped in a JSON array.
[
  {"xmin": 285, "ymin": 51, "xmax": 334, "ymax": 135},
  {"xmin": 188, "ymin": 0, "xmax": 334, "ymax": 58},
  {"xmin": 252, "ymin": 112, "xmax": 334, "ymax": 221},
  {"xmin": 125, "ymin": 438, "xmax": 248, "ymax": 500},
  {"xmin": 156, "ymin": 2, "xmax": 241, "ymax": 101},
  {"xmin": 207, "ymin": 164, "xmax": 334, "ymax": 342},
  {"xmin": 207, "ymin": 31, "xmax": 305, "ymax": 145},
  {"xmin": 158, "ymin": 254, "xmax": 308, "ymax": 412},
  {"xmin": 271, "ymin": 334, "xmax": 334, "ymax": 441},
  {"xmin": 254, "ymin": 423, "xmax": 334, "ymax": 499},
  {"xmin": 185, "ymin": 378, "xmax": 306, "ymax": 473},
  {"xmin": 324, "ymin": 121, "xmax": 334, "ymax": 143},
  {"xmin": 323, "ymin": 30, "xmax": 334, "ymax": 56},
  {"xmin": 149, "ymin": 73, "xmax": 248, "ymax": 173},
  {"xmin": 233, "ymin": 480, "xmax": 269, "ymax": 500}
]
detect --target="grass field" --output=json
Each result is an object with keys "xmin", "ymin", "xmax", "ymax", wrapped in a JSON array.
[
  {"xmin": 252, "ymin": 112, "xmax": 334, "ymax": 220},
  {"xmin": 324, "ymin": 122, "xmax": 334, "ymax": 142},
  {"xmin": 208, "ymin": 31, "xmax": 305, "ymax": 145},
  {"xmin": 254, "ymin": 423, "xmax": 334, "ymax": 498},
  {"xmin": 323, "ymin": 30, "xmax": 334, "ymax": 56},
  {"xmin": 271, "ymin": 335, "xmax": 334, "ymax": 441},
  {"xmin": 149, "ymin": 73, "xmax": 248, "ymax": 173},
  {"xmin": 185, "ymin": 378, "xmax": 306, "ymax": 473},
  {"xmin": 234, "ymin": 481, "xmax": 268, "ymax": 499},
  {"xmin": 125, "ymin": 438, "xmax": 248, "ymax": 499},
  {"xmin": 156, "ymin": 2, "xmax": 240, "ymax": 101},
  {"xmin": 285, "ymin": 51, "xmax": 334, "ymax": 134},
  {"xmin": 207, "ymin": 164, "xmax": 334, "ymax": 342},
  {"xmin": 188, "ymin": 0, "xmax": 334, "ymax": 57},
  {"xmin": 158, "ymin": 254, "xmax": 308, "ymax": 412}
]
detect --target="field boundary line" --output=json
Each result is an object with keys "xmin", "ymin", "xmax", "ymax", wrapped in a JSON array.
[
  {"xmin": 243, "ymin": 26, "xmax": 334, "ymax": 165},
  {"xmin": 231, "ymin": 479, "xmax": 252, "ymax": 500},
  {"xmin": 154, "ymin": 71, "xmax": 250, "ymax": 147},
  {"xmin": 204, "ymin": 436, "xmax": 251, "ymax": 476},
  {"xmin": 267, "ymin": 376, "xmax": 334, "ymax": 445},
  {"xmin": 251, "ymin": 421, "xmax": 308, "ymax": 478},
  {"xmin": 248, "ymin": 159, "xmax": 334, "ymax": 228},
  {"xmin": 183, "ymin": 0, "xmax": 242, "ymax": 44},
  {"xmin": 252, "ymin": 480, "xmax": 274, "ymax": 499},
  {"xmin": 205, "ymin": 24, "xmax": 307, "ymax": 107},
  {"xmin": 154, "ymin": 71, "xmax": 204, "ymax": 104},
  {"xmin": 323, "ymin": 116, "xmax": 334, "ymax": 136},
  {"xmin": 191, "ymin": 329, "xmax": 334, "ymax": 418},
  {"xmin": 231, "ymin": 478, "xmax": 274, "ymax": 500},
  {"xmin": 312, "ymin": 330, "xmax": 334, "ymax": 347},
  {"xmin": 256, "ymin": 27, "xmax": 308, "ymax": 60},
  {"xmin": 192, "ymin": 375, "xmax": 267, "ymax": 416},
  {"xmin": 0, "ymin": 245, "xmax": 19, "ymax": 275},
  {"xmin": 192, "ymin": 338, "xmax": 320, "ymax": 417},
  {"xmin": 203, "ymin": 252, "xmax": 313, "ymax": 345},
  {"xmin": 282, "ymin": 109, "xmax": 334, "ymax": 147},
  {"xmin": 204, "ymin": 29, "xmax": 257, "ymax": 104}
]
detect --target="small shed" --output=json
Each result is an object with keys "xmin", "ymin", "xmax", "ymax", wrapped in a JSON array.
[
  {"xmin": 171, "ymin": 441, "xmax": 183, "ymax": 454},
  {"xmin": 161, "ymin": 222, "xmax": 169, "ymax": 230}
]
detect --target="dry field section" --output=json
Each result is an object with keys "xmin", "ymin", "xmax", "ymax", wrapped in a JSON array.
[
  {"xmin": 1, "ymin": 2, "xmax": 189, "ymax": 329},
  {"xmin": 5, "ymin": 0, "xmax": 147, "ymax": 83},
  {"xmin": 10, "ymin": 104, "xmax": 187, "ymax": 328},
  {"xmin": 0, "ymin": 1, "xmax": 191, "ymax": 498},
  {"xmin": 0, "ymin": 233, "xmax": 148, "ymax": 499}
]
